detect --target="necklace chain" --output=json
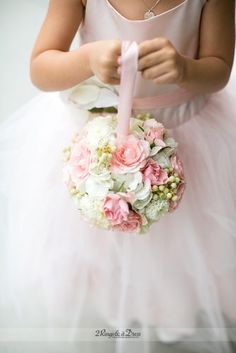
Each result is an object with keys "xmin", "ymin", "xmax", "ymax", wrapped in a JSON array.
[{"xmin": 142, "ymin": 0, "xmax": 162, "ymax": 12}]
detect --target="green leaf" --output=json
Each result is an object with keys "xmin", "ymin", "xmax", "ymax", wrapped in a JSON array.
[{"xmin": 88, "ymin": 106, "xmax": 118, "ymax": 114}]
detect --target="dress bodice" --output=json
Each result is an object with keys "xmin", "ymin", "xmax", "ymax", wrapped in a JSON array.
[
  {"xmin": 69, "ymin": 0, "xmax": 209, "ymax": 128},
  {"xmin": 80, "ymin": 0, "xmax": 206, "ymax": 98}
]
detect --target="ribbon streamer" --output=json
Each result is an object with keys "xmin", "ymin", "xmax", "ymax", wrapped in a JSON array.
[{"xmin": 116, "ymin": 41, "xmax": 139, "ymax": 139}]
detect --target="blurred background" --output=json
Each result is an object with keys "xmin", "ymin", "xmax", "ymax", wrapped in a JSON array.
[
  {"xmin": 0, "ymin": 0, "xmax": 79, "ymax": 121},
  {"xmin": 0, "ymin": 0, "xmax": 48, "ymax": 119},
  {"xmin": 0, "ymin": 0, "xmax": 235, "ymax": 121}
]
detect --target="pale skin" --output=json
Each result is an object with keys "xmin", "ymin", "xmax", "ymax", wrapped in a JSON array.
[{"xmin": 30, "ymin": 0, "xmax": 235, "ymax": 94}]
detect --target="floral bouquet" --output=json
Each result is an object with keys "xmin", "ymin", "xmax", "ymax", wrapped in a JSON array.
[{"xmin": 62, "ymin": 42, "xmax": 186, "ymax": 234}]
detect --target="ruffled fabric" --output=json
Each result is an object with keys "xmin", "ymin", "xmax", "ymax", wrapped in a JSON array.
[{"xmin": 0, "ymin": 66, "xmax": 236, "ymax": 353}]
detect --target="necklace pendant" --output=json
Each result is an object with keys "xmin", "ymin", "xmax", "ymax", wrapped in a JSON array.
[{"xmin": 144, "ymin": 10, "xmax": 155, "ymax": 19}]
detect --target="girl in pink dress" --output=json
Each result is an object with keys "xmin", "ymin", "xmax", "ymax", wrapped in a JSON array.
[{"xmin": 0, "ymin": 1, "xmax": 235, "ymax": 352}]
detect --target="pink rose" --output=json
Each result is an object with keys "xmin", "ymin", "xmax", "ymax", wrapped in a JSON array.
[
  {"xmin": 69, "ymin": 139, "xmax": 91, "ymax": 185},
  {"xmin": 113, "ymin": 211, "xmax": 143, "ymax": 232},
  {"xmin": 169, "ymin": 183, "xmax": 186, "ymax": 212},
  {"xmin": 170, "ymin": 154, "xmax": 184, "ymax": 179},
  {"xmin": 141, "ymin": 159, "xmax": 168, "ymax": 186},
  {"xmin": 112, "ymin": 135, "xmax": 149, "ymax": 173},
  {"xmin": 103, "ymin": 194, "xmax": 129, "ymax": 226}
]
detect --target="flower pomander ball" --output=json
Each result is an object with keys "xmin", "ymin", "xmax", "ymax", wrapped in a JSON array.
[{"xmin": 62, "ymin": 113, "xmax": 186, "ymax": 234}]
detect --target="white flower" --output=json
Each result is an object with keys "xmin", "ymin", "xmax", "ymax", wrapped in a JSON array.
[
  {"xmin": 78, "ymin": 194, "xmax": 109, "ymax": 228},
  {"xmin": 85, "ymin": 174, "xmax": 113, "ymax": 199},
  {"xmin": 85, "ymin": 115, "xmax": 116, "ymax": 149},
  {"xmin": 133, "ymin": 193, "xmax": 153, "ymax": 211},
  {"xmin": 134, "ymin": 180, "xmax": 152, "ymax": 200},
  {"xmin": 129, "ymin": 180, "xmax": 153, "ymax": 210},
  {"xmin": 60, "ymin": 77, "xmax": 118, "ymax": 110},
  {"xmin": 113, "ymin": 171, "xmax": 143, "ymax": 193},
  {"xmin": 130, "ymin": 117, "xmax": 145, "ymax": 136}
]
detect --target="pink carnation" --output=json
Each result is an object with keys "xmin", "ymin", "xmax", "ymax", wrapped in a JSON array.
[
  {"xmin": 69, "ymin": 139, "xmax": 91, "ymax": 185},
  {"xmin": 103, "ymin": 194, "xmax": 129, "ymax": 226},
  {"xmin": 144, "ymin": 120, "xmax": 165, "ymax": 143},
  {"xmin": 112, "ymin": 135, "xmax": 149, "ymax": 173},
  {"xmin": 144, "ymin": 127, "xmax": 165, "ymax": 144},
  {"xmin": 141, "ymin": 159, "xmax": 168, "ymax": 186},
  {"xmin": 113, "ymin": 211, "xmax": 143, "ymax": 233},
  {"xmin": 169, "ymin": 183, "xmax": 186, "ymax": 212},
  {"xmin": 171, "ymin": 154, "xmax": 184, "ymax": 179}
]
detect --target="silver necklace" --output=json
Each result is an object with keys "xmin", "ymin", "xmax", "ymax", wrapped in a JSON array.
[{"xmin": 142, "ymin": 0, "xmax": 162, "ymax": 19}]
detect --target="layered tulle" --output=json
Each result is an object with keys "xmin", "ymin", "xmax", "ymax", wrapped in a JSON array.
[{"xmin": 0, "ymin": 71, "xmax": 236, "ymax": 353}]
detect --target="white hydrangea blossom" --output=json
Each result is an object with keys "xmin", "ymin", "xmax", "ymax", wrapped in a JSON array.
[{"xmin": 78, "ymin": 194, "xmax": 109, "ymax": 228}]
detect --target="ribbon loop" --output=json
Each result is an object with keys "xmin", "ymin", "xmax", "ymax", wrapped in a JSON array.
[{"xmin": 116, "ymin": 41, "xmax": 139, "ymax": 139}]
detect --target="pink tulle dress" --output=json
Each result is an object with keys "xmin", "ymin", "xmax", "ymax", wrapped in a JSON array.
[{"xmin": 0, "ymin": 1, "xmax": 236, "ymax": 352}]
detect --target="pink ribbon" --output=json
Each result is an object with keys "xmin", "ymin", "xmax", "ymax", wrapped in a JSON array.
[{"xmin": 116, "ymin": 41, "xmax": 139, "ymax": 140}]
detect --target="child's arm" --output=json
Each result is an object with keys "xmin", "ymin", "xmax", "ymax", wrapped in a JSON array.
[
  {"xmin": 30, "ymin": 0, "xmax": 121, "ymax": 91},
  {"xmin": 138, "ymin": 0, "xmax": 235, "ymax": 94}
]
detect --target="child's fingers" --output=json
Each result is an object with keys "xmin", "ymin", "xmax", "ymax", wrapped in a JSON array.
[
  {"xmin": 139, "ymin": 37, "xmax": 169, "ymax": 58},
  {"xmin": 138, "ymin": 49, "xmax": 166, "ymax": 71},
  {"xmin": 142, "ymin": 61, "xmax": 170, "ymax": 80},
  {"xmin": 153, "ymin": 72, "xmax": 178, "ymax": 85}
]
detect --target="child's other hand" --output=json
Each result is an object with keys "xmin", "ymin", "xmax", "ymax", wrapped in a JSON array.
[
  {"xmin": 89, "ymin": 40, "xmax": 121, "ymax": 85},
  {"xmin": 138, "ymin": 38, "xmax": 186, "ymax": 85}
]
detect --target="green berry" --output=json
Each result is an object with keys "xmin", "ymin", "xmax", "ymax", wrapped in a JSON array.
[
  {"xmin": 168, "ymin": 176, "xmax": 175, "ymax": 183},
  {"xmin": 152, "ymin": 185, "xmax": 158, "ymax": 192}
]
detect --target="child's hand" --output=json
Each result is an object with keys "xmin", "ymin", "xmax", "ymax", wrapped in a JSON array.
[
  {"xmin": 138, "ymin": 38, "xmax": 186, "ymax": 85},
  {"xmin": 89, "ymin": 40, "xmax": 121, "ymax": 85}
]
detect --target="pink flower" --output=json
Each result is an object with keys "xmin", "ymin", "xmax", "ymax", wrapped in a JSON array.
[
  {"xmin": 141, "ymin": 159, "xmax": 168, "ymax": 186},
  {"xmin": 113, "ymin": 211, "xmax": 143, "ymax": 232},
  {"xmin": 103, "ymin": 194, "xmax": 130, "ymax": 226},
  {"xmin": 69, "ymin": 139, "xmax": 91, "ymax": 185},
  {"xmin": 170, "ymin": 154, "xmax": 184, "ymax": 179},
  {"xmin": 169, "ymin": 183, "xmax": 186, "ymax": 212},
  {"xmin": 112, "ymin": 135, "xmax": 149, "ymax": 173},
  {"xmin": 144, "ymin": 120, "xmax": 165, "ymax": 143},
  {"xmin": 145, "ymin": 127, "xmax": 165, "ymax": 144}
]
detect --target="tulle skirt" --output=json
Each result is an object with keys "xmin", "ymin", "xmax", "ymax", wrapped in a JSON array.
[{"xmin": 0, "ymin": 73, "xmax": 236, "ymax": 353}]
